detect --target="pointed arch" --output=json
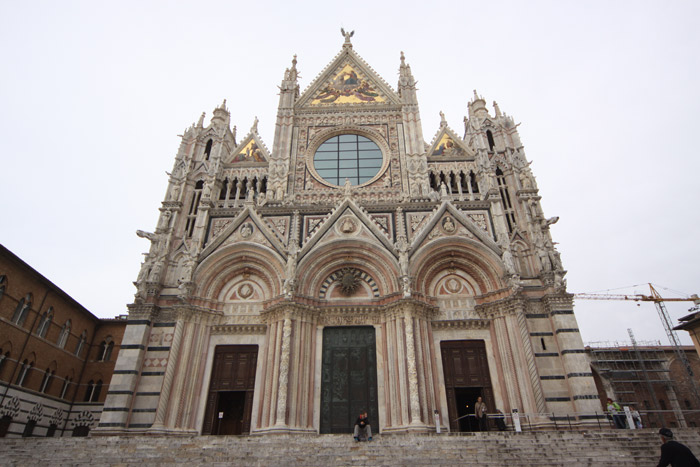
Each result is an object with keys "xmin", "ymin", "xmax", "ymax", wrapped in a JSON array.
[
  {"xmin": 411, "ymin": 237, "xmax": 505, "ymax": 297},
  {"xmin": 296, "ymin": 238, "xmax": 400, "ymax": 298},
  {"xmin": 36, "ymin": 306, "xmax": 53, "ymax": 338},
  {"xmin": 194, "ymin": 243, "xmax": 286, "ymax": 307},
  {"xmin": 12, "ymin": 293, "xmax": 32, "ymax": 327},
  {"xmin": 57, "ymin": 320, "xmax": 71, "ymax": 349}
]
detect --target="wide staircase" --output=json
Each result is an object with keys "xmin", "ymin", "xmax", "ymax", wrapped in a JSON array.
[{"xmin": 2, "ymin": 429, "xmax": 700, "ymax": 466}]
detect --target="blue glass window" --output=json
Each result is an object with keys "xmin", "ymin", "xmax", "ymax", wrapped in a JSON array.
[{"xmin": 313, "ymin": 135, "xmax": 383, "ymax": 186}]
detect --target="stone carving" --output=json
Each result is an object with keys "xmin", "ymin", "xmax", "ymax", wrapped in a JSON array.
[
  {"xmin": 337, "ymin": 268, "xmax": 361, "ymax": 295},
  {"xmin": 72, "ymin": 410, "xmax": 95, "ymax": 428},
  {"xmin": 210, "ymin": 218, "xmax": 233, "ymax": 239},
  {"xmin": 28, "ymin": 403, "xmax": 43, "ymax": 422},
  {"xmin": 49, "ymin": 408, "xmax": 65, "ymax": 426},
  {"xmin": 442, "ymin": 216, "xmax": 456, "ymax": 233},
  {"xmin": 240, "ymin": 222, "xmax": 254, "ymax": 239},
  {"xmin": 238, "ymin": 283, "xmax": 254, "ymax": 299},
  {"xmin": 1, "ymin": 396, "xmax": 20, "ymax": 418},
  {"xmin": 467, "ymin": 213, "xmax": 488, "ymax": 232},
  {"xmin": 339, "ymin": 217, "xmax": 357, "ymax": 234}
]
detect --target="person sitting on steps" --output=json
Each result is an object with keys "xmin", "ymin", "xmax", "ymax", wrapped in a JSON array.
[{"xmin": 354, "ymin": 410, "xmax": 372, "ymax": 442}]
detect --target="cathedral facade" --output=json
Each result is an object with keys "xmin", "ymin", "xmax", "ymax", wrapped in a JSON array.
[{"xmin": 98, "ymin": 33, "xmax": 601, "ymax": 436}]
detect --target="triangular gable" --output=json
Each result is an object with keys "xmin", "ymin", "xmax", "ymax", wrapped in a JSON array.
[
  {"xmin": 226, "ymin": 131, "xmax": 270, "ymax": 165},
  {"xmin": 409, "ymin": 201, "xmax": 500, "ymax": 257},
  {"xmin": 296, "ymin": 47, "xmax": 401, "ymax": 108},
  {"xmin": 426, "ymin": 126, "xmax": 475, "ymax": 159},
  {"xmin": 200, "ymin": 205, "xmax": 287, "ymax": 261},
  {"xmin": 299, "ymin": 197, "xmax": 395, "ymax": 260}
]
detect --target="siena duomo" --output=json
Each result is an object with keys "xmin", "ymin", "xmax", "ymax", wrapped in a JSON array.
[{"xmin": 97, "ymin": 31, "xmax": 600, "ymax": 436}]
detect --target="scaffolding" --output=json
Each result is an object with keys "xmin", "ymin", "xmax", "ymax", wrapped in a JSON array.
[{"xmin": 586, "ymin": 336, "xmax": 690, "ymax": 428}]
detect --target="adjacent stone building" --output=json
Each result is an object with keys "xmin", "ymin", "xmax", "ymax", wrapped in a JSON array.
[
  {"xmin": 98, "ymin": 33, "xmax": 601, "ymax": 436},
  {"xmin": 0, "ymin": 244, "xmax": 126, "ymax": 437}
]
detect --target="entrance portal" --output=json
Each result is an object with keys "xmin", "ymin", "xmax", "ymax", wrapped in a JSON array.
[
  {"xmin": 202, "ymin": 345, "xmax": 258, "ymax": 435},
  {"xmin": 320, "ymin": 326, "xmax": 379, "ymax": 434},
  {"xmin": 441, "ymin": 340, "xmax": 494, "ymax": 432}
]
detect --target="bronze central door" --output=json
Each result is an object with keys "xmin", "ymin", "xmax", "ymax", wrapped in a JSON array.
[{"xmin": 320, "ymin": 326, "xmax": 379, "ymax": 433}]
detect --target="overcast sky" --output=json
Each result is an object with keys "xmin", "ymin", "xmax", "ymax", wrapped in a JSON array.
[{"xmin": 1, "ymin": 1, "xmax": 698, "ymax": 346}]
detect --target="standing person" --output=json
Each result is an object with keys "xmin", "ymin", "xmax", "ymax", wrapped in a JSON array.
[
  {"xmin": 474, "ymin": 396, "xmax": 488, "ymax": 432},
  {"xmin": 606, "ymin": 397, "xmax": 626, "ymax": 429},
  {"xmin": 657, "ymin": 428, "xmax": 700, "ymax": 467},
  {"xmin": 353, "ymin": 410, "xmax": 372, "ymax": 442}
]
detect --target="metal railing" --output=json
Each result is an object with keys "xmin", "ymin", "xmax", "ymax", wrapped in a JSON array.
[{"xmin": 447, "ymin": 409, "xmax": 700, "ymax": 432}]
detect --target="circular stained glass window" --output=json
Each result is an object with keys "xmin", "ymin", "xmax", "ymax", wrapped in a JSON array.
[{"xmin": 313, "ymin": 134, "xmax": 383, "ymax": 186}]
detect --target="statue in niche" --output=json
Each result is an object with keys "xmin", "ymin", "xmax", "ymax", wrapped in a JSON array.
[
  {"xmin": 442, "ymin": 216, "xmax": 456, "ymax": 233},
  {"xmin": 240, "ymin": 223, "xmax": 253, "ymax": 239},
  {"xmin": 340, "ymin": 217, "xmax": 356, "ymax": 234}
]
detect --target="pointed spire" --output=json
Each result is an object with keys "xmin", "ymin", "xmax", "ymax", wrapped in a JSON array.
[
  {"xmin": 493, "ymin": 101, "xmax": 501, "ymax": 117},
  {"xmin": 197, "ymin": 112, "xmax": 205, "ymax": 128},
  {"xmin": 400, "ymin": 51, "xmax": 406, "ymax": 67}
]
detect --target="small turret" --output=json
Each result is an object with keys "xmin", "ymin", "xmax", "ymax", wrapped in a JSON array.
[
  {"xmin": 211, "ymin": 99, "xmax": 230, "ymax": 130},
  {"xmin": 468, "ymin": 90, "xmax": 489, "ymax": 119}
]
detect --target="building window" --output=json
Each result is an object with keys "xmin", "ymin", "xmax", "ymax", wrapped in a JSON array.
[
  {"xmin": 84, "ymin": 379, "xmax": 103, "ymax": 402},
  {"xmin": 496, "ymin": 167, "xmax": 517, "ymax": 233},
  {"xmin": 659, "ymin": 399, "xmax": 667, "ymax": 410},
  {"xmin": 21, "ymin": 419, "xmax": 36, "ymax": 438},
  {"xmin": 204, "ymin": 139, "xmax": 213, "ymax": 160},
  {"xmin": 46, "ymin": 423, "xmax": 58, "ymax": 437},
  {"xmin": 36, "ymin": 307, "xmax": 53, "ymax": 338},
  {"xmin": 313, "ymin": 134, "xmax": 383, "ymax": 186},
  {"xmin": 0, "ymin": 349, "xmax": 9, "ymax": 377},
  {"xmin": 486, "ymin": 130, "xmax": 495, "ymax": 151},
  {"xmin": 57, "ymin": 320, "xmax": 71, "ymax": 349},
  {"xmin": 185, "ymin": 180, "xmax": 204, "ymax": 238},
  {"xmin": 98, "ymin": 338, "xmax": 114, "ymax": 362},
  {"xmin": 0, "ymin": 275, "xmax": 6, "ymax": 300},
  {"xmin": 12, "ymin": 294, "xmax": 32, "ymax": 327},
  {"xmin": 15, "ymin": 359, "xmax": 32, "ymax": 387},
  {"xmin": 60, "ymin": 377, "xmax": 72, "ymax": 399},
  {"xmin": 39, "ymin": 368, "xmax": 55, "ymax": 393},
  {"xmin": 74, "ymin": 331, "xmax": 87, "ymax": 357}
]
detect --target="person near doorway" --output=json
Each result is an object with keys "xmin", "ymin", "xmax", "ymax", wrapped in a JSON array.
[
  {"xmin": 354, "ymin": 411, "xmax": 372, "ymax": 442},
  {"xmin": 656, "ymin": 428, "xmax": 700, "ymax": 467},
  {"xmin": 606, "ymin": 398, "xmax": 626, "ymax": 429},
  {"xmin": 474, "ymin": 396, "xmax": 488, "ymax": 431},
  {"xmin": 494, "ymin": 409, "xmax": 507, "ymax": 431}
]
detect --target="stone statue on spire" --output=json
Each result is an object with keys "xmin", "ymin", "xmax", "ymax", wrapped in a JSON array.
[{"xmin": 340, "ymin": 28, "xmax": 354, "ymax": 46}]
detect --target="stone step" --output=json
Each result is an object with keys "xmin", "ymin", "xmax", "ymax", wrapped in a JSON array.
[{"xmin": 1, "ymin": 429, "xmax": 698, "ymax": 466}]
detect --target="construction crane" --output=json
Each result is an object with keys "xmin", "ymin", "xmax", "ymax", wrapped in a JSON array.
[{"xmin": 575, "ymin": 283, "xmax": 700, "ymax": 403}]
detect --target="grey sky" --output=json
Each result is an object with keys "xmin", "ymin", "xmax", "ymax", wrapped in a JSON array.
[{"xmin": 1, "ymin": 1, "xmax": 698, "ymax": 345}]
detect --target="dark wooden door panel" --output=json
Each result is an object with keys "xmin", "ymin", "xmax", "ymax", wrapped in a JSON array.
[
  {"xmin": 202, "ymin": 345, "xmax": 258, "ymax": 435},
  {"xmin": 440, "ymin": 340, "xmax": 494, "ymax": 432}
]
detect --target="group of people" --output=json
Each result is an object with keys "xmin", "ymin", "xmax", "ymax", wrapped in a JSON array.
[
  {"xmin": 606, "ymin": 397, "xmax": 643, "ymax": 429},
  {"xmin": 351, "ymin": 398, "xmax": 699, "ymax": 466}
]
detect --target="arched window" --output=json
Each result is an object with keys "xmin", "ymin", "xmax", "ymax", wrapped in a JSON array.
[
  {"xmin": 60, "ymin": 376, "xmax": 72, "ymax": 399},
  {"xmin": 0, "ymin": 348, "xmax": 10, "ymax": 377},
  {"xmin": 83, "ymin": 380, "xmax": 94, "ymax": 402},
  {"xmin": 486, "ymin": 130, "xmax": 495, "ymax": 151},
  {"xmin": 12, "ymin": 294, "xmax": 32, "ymax": 327},
  {"xmin": 185, "ymin": 180, "xmax": 204, "ymax": 238},
  {"xmin": 57, "ymin": 320, "xmax": 71, "ymax": 349},
  {"xmin": 0, "ymin": 275, "xmax": 6, "ymax": 300},
  {"xmin": 36, "ymin": 307, "xmax": 53, "ymax": 338},
  {"xmin": 74, "ymin": 331, "xmax": 87, "ymax": 357},
  {"xmin": 496, "ymin": 167, "xmax": 516, "ymax": 233},
  {"xmin": 15, "ymin": 359, "xmax": 33, "ymax": 387},
  {"xmin": 39, "ymin": 366, "xmax": 55, "ymax": 394},
  {"xmin": 84, "ymin": 377, "xmax": 104, "ymax": 402},
  {"xmin": 98, "ymin": 338, "xmax": 114, "ymax": 362},
  {"xmin": 204, "ymin": 139, "xmax": 213, "ymax": 160}
]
